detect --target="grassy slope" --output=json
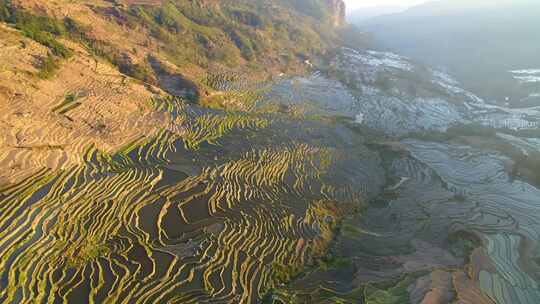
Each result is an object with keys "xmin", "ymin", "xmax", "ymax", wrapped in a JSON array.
[{"xmin": 2, "ymin": 0, "xmax": 345, "ymax": 98}]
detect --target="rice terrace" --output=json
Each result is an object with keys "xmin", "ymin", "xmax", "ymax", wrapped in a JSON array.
[{"xmin": 1, "ymin": 0, "xmax": 540, "ymax": 303}]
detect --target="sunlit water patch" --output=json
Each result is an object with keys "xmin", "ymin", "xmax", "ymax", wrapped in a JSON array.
[{"xmin": 510, "ymin": 69, "xmax": 540, "ymax": 84}]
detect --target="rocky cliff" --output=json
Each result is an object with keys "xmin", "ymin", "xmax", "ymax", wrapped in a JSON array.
[{"xmin": 325, "ymin": 0, "xmax": 346, "ymax": 27}]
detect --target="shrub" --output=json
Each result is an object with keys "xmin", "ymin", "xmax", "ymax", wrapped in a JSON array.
[
  {"xmin": 271, "ymin": 262, "xmax": 303, "ymax": 284},
  {"xmin": 37, "ymin": 54, "xmax": 61, "ymax": 79},
  {"xmin": 226, "ymin": 29, "xmax": 255, "ymax": 60},
  {"xmin": 63, "ymin": 17, "xmax": 89, "ymax": 41},
  {"xmin": 0, "ymin": 2, "xmax": 73, "ymax": 58},
  {"xmin": 24, "ymin": 30, "xmax": 72, "ymax": 58},
  {"xmin": 0, "ymin": 1, "xmax": 11, "ymax": 22}
]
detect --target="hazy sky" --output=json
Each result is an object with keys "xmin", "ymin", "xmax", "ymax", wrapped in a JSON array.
[{"xmin": 343, "ymin": 0, "xmax": 431, "ymax": 11}]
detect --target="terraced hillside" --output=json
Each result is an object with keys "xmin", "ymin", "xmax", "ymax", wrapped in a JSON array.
[
  {"xmin": 0, "ymin": 21, "xmax": 169, "ymax": 185},
  {"xmin": 2, "ymin": 0, "xmax": 540, "ymax": 304},
  {"xmin": 0, "ymin": 0, "xmax": 357, "ymax": 183},
  {"xmin": 0, "ymin": 95, "xmax": 386, "ymax": 303}
]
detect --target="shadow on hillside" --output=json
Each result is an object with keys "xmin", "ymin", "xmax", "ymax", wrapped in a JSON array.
[{"xmin": 149, "ymin": 56, "xmax": 200, "ymax": 102}]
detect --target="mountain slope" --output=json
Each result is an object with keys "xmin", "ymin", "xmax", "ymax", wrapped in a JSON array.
[
  {"xmin": 0, "ymin": 0, "xmax": 350, "ymax": 183},
  {"xmin": 1, "ymin": 0, "xmax": 346, "ymax": 93}
]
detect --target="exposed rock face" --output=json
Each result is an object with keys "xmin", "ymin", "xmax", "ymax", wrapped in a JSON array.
[{"xmin": 325, "ymin": 0, "xmax": 346, "ymax": 27}]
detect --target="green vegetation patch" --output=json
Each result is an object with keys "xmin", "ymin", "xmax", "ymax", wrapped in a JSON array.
[
  {"xmin": 0, "ymin": 2, "xmax": 72, "ymax": 58},
  {"xmin": 0, "ymin": 1, "xmax": 79, "ymax": 79},
  {"xmin": 272, "ymin": 262, "xmax": 304, "ymax": 284},
  {"xmin": 52, "ymin": 92, "xmax": 83, "ymax": 114},
  {"xmin": 318, "ymin": 256, "xmax": 352, "ymax": 272},
  {"xmin": 37, "ymin": 54, "xmax": 61, "ymax": 79},
  {"xmin": 364, "ymin": 276, "xmax": 415, "ymax": 304}
]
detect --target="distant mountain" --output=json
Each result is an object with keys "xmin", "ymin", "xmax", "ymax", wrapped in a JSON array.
[
  {"xmin": 346, "ymin": 6, "xmax": 406, "ymax": 23},
  {"xmin": 354, "ymin": 0, "xmax": 540, "ymax": 104}
]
